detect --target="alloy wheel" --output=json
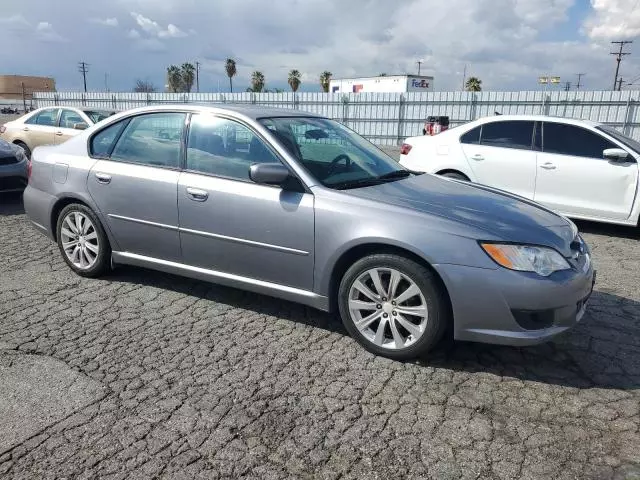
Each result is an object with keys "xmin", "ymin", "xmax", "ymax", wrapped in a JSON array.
[
  {"xmin": 348, "ymin": 268, "xmax": 428, "ymax": 350},
  {"xmin": 60, "ymin": 211, "xmax": 100, "ymax": 270}
]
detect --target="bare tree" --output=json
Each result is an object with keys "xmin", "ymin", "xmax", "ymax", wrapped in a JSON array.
[{"xmin": 133, "ymin": 79, "xmax": 156, "ymax": 93}]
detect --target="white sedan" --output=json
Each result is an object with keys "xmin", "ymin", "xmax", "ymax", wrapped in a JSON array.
[{"xmin": 399, "ymin": 114, "xmax": 640, "ymax": 227}]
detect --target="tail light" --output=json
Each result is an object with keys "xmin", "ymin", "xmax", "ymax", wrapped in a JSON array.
[
  {"xmin": 0, "ymin": 125, "xmax": 5, "ymax": 134},
  {"xmin": 400, "ymin": 143, "xmax": 413, "ymax": 155}
]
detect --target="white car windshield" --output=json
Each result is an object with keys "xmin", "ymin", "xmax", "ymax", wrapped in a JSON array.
[{"xmin": 258, "ymin": 116, "xmax": 413, "ymax": 189}]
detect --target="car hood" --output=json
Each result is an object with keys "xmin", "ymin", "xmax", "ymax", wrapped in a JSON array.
[{"xmin": 346, "ymin": 173, "xmax": 576, "ymax": 255}]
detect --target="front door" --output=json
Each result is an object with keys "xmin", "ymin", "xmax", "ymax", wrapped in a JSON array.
[
  {"xmin": 177, "ymin": 114, "xmax": 315, "ymax": 290},
  {"xmin": 87, "ymin": 112, "xmax": 187, "ymax": 261},
  {"xmin": 55, "ymin": 109, "xmax": 87, "ymax": 144},
  {"xmin": 460, "ymin": 120, "xmax": 537, "ymax": 199},
  {"xmin": 534, "ymin": 122, "xmax": 639, "ymax": 221}
]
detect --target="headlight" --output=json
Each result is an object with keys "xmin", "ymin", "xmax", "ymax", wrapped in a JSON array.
[{"xmin": 480, "ymin": 243, "xmax": 571, "ymax": 277}]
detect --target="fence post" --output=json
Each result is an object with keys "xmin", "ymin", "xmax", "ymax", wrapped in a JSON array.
[
  {"xmin": 54, "ymin": 93, "xmax": 59, "ymax": 106},
  {"xmin": 293, "ymin": 92, "xmax": 300, "ymax": 110},
  {"xmin": 470, "ymin": 93, "xmax": 478, "ymax": 120},
  {"xmin": 341, "ymin": 95, "xmax": 349, "ymax": 126},
  {"xmin": 397, "ymin": 94, "xmax": 406, "ymax": 144},
  {"xmin": 622, "ymin": 96, "xmax": 632, "ymax": 135}
]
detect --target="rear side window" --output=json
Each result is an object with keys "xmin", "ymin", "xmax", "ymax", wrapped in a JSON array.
[
  {"xmin": 110, "ymin": 113, "xmax": 186, "ymax": 168},
  {"xmin": 25, "ymin": 109, "xmax": 59, "ymax": 126},
  {"xmin": 480, "ymin": 121, "xmax": 534, "ymax": 150},
  {"xmin": 543, "ymin": 122, "xmax": 617, "ymax": 159},
  {"xmin": 90, "ymin": 120, "xmax": 127, "ymax": 158},
  {"xmin": 460, "ymin": 126, "xmax": 481, "ymax": 144},
  {"xmin": 59, "ymin": 109, "xmax": 85, "ymax": 129}
]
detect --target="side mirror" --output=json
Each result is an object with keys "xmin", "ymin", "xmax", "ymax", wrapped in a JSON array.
[
  {"xmin": 603, "ymin": 148, "xmax": 629, "ymax": 161},
  {"xmin": 73, "ymin": 122, "xmax": 89, "ymax": 130},
  {"xmin": 249, "ymin": 163, "xmax": 290, "ymax": 186}
]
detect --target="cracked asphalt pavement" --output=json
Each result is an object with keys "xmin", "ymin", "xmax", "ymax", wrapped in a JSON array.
[{"xmin": 0, "ymin": 192, "xmax": 639, "ymax": 479}]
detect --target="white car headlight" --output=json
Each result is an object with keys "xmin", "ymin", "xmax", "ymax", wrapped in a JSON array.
[{"xmin": 480, "ymin": 243, "xmax": 571, "ymax": 277}]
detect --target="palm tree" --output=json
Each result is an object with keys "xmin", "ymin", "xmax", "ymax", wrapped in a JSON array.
[
  {"xmin": 166, "ymin": 65, "xmax": 182, "ymax": 93},
  {"xmin": 288, "ymin": 69, "xmax": 302, "ymax": 92},
  {"xmin": 225, "ymin": 58, "xmax": 237, "ymax": 93},
  {"xmin": 465, "ymin": 76, "xmax": 482, "ymax": 92},
  {"xmin": 251, "ymin": 71, "xmax": 265, "ymax": 93},
  {"xmin": 320, "ymin": 71, "xmax": 332, "ymax": 93},
  {"xmin": 181, "ymin": 63, "xmax": 196, "ymax": 92}
]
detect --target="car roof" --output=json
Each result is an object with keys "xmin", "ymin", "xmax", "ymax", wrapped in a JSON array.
[
  {"xmin": 103, "ymin": 104, "xmax": 326, "ymax": 120},
  {"xmin": 472, "ymin": 114, "xmax": 601, "ymax": 127}
]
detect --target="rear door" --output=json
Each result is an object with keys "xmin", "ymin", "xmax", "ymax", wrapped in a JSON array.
[
  {"xmin": 55, "ymin": 109, "xmax": 88, "ymax": 144},
  {"xmin": 87, "ymin": 112, "xmax": 187, "ymax": 261},
  {"xmin": 460, "ymin": 120, "xmax": 537, "ymax": 198},
  {"xmin": 534, "ymin": 122, "xmax": 638, "ymax": 220},
  {"xmin": 23, "ymin": 108, "xmax": 59, "ymax": 150}
]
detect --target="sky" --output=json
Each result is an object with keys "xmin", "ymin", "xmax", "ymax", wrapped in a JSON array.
[{"xmin": 1, "ymin": 0, "xmax": 640, "ymax": 92}]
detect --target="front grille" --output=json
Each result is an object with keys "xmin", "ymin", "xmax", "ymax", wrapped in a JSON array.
[
  {"xmin": 0, "ymin": 156, "xmax": 18, "ymax": 166},
  {"xmin": 0, "ymin": 176, "xmax": 27, "ymax": 191}
]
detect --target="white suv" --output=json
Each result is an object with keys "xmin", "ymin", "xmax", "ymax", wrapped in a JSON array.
[{"xmin": 399, "ymin": 115, "xmax": 640, "ymax": 227}]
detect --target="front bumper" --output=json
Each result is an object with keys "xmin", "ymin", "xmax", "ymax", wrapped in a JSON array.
[{"xmin": 434, "ymin": 259, "xmax": 596, "ymax": 346}]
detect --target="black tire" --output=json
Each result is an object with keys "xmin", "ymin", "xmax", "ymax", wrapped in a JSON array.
[
  {"xmin": 56, "ymin": 203, "xmax": 111, "ymax": 278},
  {"xmin": 440, "ymin": 172, "xmax": 469, "ymax": 181},
  {"xmin": 338, "ymin": 254, "xmax": 450, "ymax": 360},
  {"xmin": 14, "ymin": 141, "xmax": 31, "ymax": 159}
]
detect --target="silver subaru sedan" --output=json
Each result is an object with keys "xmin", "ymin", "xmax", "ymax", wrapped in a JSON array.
[{"xmin": 23, "ymin": 105, "xmax": 595, "ymax": 360}]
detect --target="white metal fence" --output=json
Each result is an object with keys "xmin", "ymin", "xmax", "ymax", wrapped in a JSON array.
[{"xmin": 33, "ymin": 90, "xmax": 640, "ymax": 146}]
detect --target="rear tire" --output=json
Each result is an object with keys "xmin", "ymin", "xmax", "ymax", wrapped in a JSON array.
[
  {"xmin": 14, "ymin": 141, "xmax": 30, "ymax": 160},
  {"xmin": 440, "ymin": 172, "xmax": 469, "ymax": 181},
  {"xmin": 338, "ymin": 254, "xmax": 450, "ymax": 360},
  {"xmin": 56, "ymin": 204, "xmax": 111, "ymax": 278}
]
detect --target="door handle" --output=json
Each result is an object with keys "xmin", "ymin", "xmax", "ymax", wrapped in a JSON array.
[
  {"xmin": 95, "ymin": 172, "xmax": 112, "ymax": 184},
  {"xmin": 55, "ymin": 131, "xmax": 63, "ymax": 136},
  {"xmin": 471, "ymin": 154, "xmax": 484, "ymax": 161},
  {"xmin": 186, "ymin": 187, "xmax": 208, "ymax": 202},
  {"xmin": 540, "ymin": 162, "xmax": 556, "ymax": 170},
  {"xmin": 23, "ymin": 127, "xmax": 29, "ymax": 132}
]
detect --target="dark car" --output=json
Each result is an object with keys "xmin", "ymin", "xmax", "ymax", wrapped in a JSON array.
[{"xmin": 0, "ymin": 139, "xmax": 28, "ymax": 192}]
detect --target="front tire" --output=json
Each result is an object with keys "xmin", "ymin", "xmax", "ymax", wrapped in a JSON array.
[
  {"xmin": 338, "ymin": 254, "xmax": 449, "ymax": 360},
  {"xmin": 56, "ymin": 204, "xmax": 111, "ymax": 278}
]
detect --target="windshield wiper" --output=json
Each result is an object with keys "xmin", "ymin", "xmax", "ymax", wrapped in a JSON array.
[
  {"xmin": 331, "ymin": 178, "xmax": 385, "ymax": 190},
  {"xmin": 377, "ymin": 170, "xmax": 413, "ymax": 180}
]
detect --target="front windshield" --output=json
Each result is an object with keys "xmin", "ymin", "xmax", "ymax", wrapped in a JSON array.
[
  {"xmin": 258, "ymin": 116, "xmax": 411, "ymax": 189},
  {"xmin": 84, "ymin": 110, "xmax": 115, "ymax": 124},
  {"xmin": 597, "ymin": 125, "xmax": 640, "ymax": 153}
]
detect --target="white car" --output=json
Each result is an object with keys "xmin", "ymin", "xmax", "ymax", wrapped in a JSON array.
[{"xmin": 399, "ymin": 115, "xmax": 640, "ymax": 227}]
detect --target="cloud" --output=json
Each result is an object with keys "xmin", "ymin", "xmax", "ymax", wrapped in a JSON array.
[
  {"xmin": 90, "ymin": 17, "xmax": 119, "ymax": 27},
  {"xmin": 35, "ymin": 21, "xmax": 67, "ymax": 43},
  {"xmin": 127, "ymin": 29, "xmax": 141, "ymax": 39},
  {"xmin": 130, "ymin": 12, "xmax": 188, "ymax": 39},
  {"xmin": 585, "ymin": 0, "xmax": 640, "ymax": 39},
  {"xmin": 0, "ymin": 14, "xmax": 31, "ymax": 31}
]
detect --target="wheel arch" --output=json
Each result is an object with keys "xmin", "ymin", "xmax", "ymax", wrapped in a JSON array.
[
  {"xmin": 326, "ymin": 242, "xmax": 452, "ymax": 318},
  {"xmin": 436, "ymin": 169, "xmax": 470, "ymax": 180}
]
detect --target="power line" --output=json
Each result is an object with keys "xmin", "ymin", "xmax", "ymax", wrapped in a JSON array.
[
  {"xmin": 611, "ymin": 41, "xmax": 632, "ymax": 91},
  {"xmin": 575, "ymin": 73, "xmax": 585, "ymax": 90},
  {"xmin": 78, "ymin": 61, "xmax": 89, "ymax": 93}
]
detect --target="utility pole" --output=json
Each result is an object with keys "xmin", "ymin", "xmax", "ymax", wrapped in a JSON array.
[
  {"xmin": 195, "ymin": 61, "xmax": 200, "ymax": 92},
  {"xmin": 461, "ymin": 64, "xmax": 467, "ymax": 91},
  {"xmin": 617, "ymin": 77, "xmax": 624, "ymax": 91},
  {"xmin": 78, "ymin": 61, "xmax": 89, "ymax": 93},
  {"xmin": 576, "ymin": 73, "xmax": 585, "ymax": 90},
  {"xmin": 611, "ymin": 41, "xmax": 632, "ymax": 90},
  {"xmin": 416, "ymin": 59, "xmax": 423, "ymax": 76}
]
